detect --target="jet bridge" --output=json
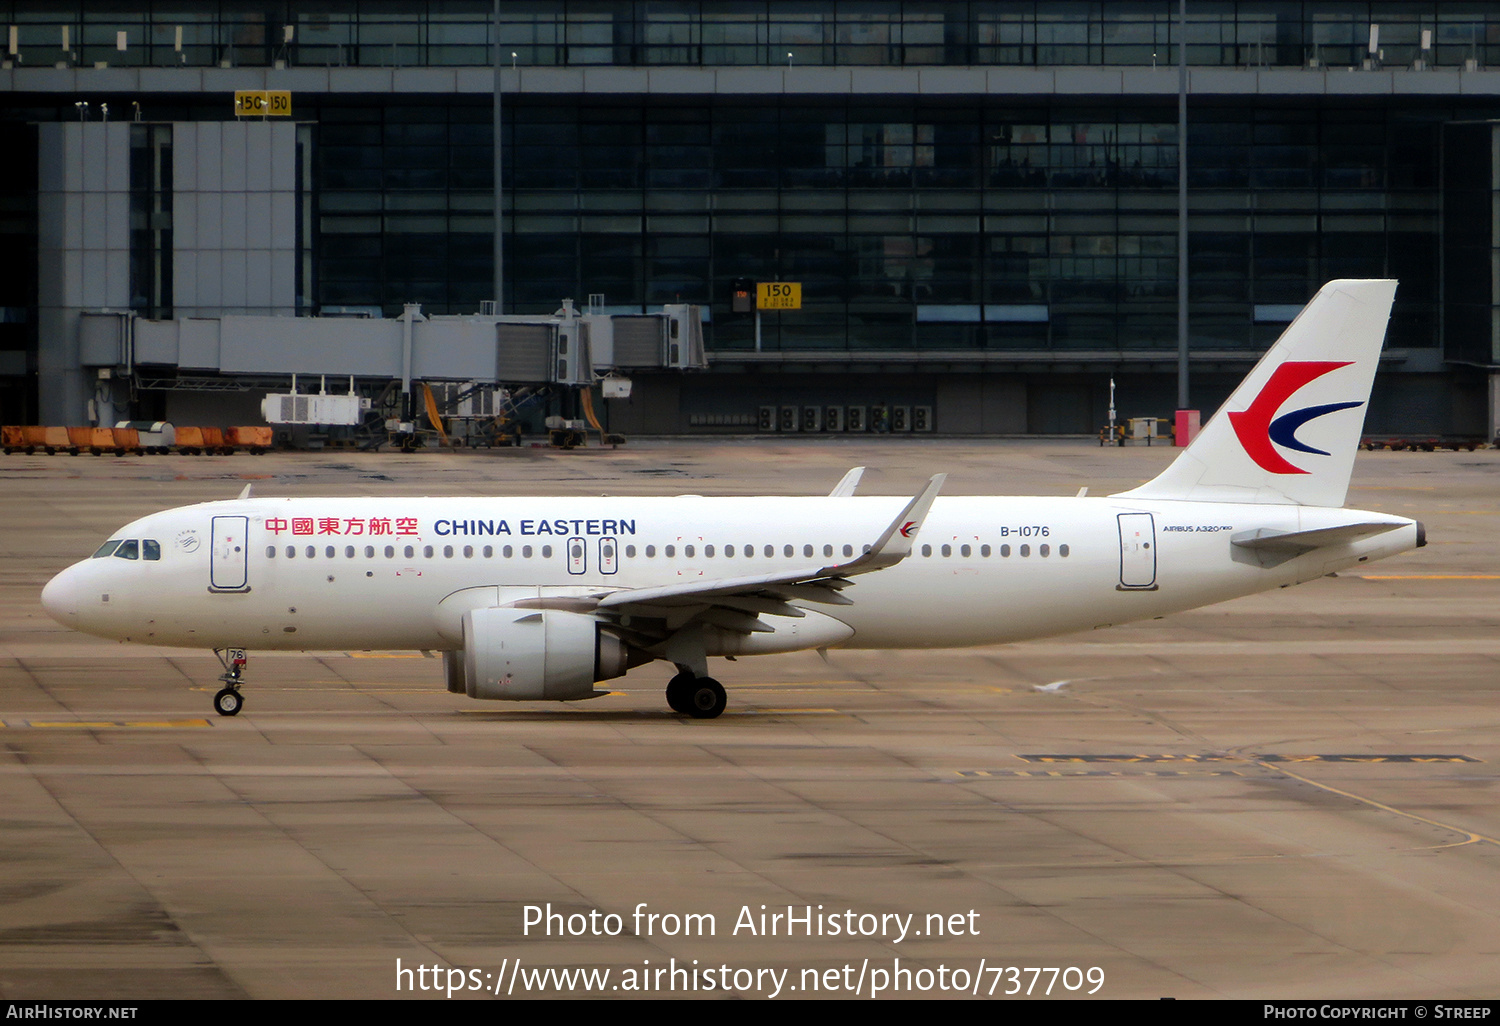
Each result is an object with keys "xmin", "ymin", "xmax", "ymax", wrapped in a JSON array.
[{"xmin": 85, "ymin": 301, "xmax": 707, "ymax": 444}]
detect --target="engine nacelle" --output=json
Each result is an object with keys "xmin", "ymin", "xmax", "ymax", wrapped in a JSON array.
[{"xmin": 460, "ymin": 607, "xmax": 628, "ymax": 701}]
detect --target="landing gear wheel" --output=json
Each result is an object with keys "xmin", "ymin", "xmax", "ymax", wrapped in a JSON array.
[
  {"xmin": 665, "ymin": 671, "xmax": 694, "ymax": 714},
  {"xmin": 213, "ymin": 687, "xmax": 243, "ymax": 716},
  {"xmin": 686, "ymin": 677, "xmax": 726, "ymax": 720}
]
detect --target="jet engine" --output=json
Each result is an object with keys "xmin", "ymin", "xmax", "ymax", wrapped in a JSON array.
[{"xmin": 451, "ymin": 607, "xmax": 629, "ymax": 701}]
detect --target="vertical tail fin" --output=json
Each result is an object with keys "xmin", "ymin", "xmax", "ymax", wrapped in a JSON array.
[{"xmin": 1114, "ymin": 279, "xmax": 1397, "ymax": 507}]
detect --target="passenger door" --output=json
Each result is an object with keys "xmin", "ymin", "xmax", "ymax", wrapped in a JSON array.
[
  {"xmin": 210, "ymin": 515, "xmax": 250, "ymax": 592},
  {"xmin": 1116, "ymin": 512, "xmax": 1157, "ymax": 590}
]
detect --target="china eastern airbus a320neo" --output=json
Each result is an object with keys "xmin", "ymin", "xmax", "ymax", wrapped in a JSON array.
[{"xmin": 42, "ymin": 280, "xmax": 1423, "ymax": 719}]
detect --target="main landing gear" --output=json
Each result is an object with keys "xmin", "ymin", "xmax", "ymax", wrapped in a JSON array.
[
  {"xmin": 212, "ymin": 648, "xmax": 248, "ymax": 716},
  {"xmin": 665, "ymin": 669, "xmax": 726, "ymax": 720}
]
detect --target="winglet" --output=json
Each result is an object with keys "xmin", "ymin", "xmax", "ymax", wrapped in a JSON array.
[
  {"xmin": 829, "ymin": 466, "xmax": 865, "ymax": 497},
  {"xmin": 828, "ymin": 473, "xmax": 945, "ymax": 574}
]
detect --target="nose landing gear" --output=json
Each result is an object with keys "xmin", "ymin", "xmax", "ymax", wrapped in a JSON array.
[{"xmin": 212, "ymin": 648, "xmax": 248, "ymax": 716}]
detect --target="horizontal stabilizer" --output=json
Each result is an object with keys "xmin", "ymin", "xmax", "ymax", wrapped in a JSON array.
[
  {"xmin": 1230, "ymin": 521, "xmax": 1406, "ymax": 568},
  {"xmin": 1231, "ymin": 522, "xmax": 1404, "ymax": 552}
]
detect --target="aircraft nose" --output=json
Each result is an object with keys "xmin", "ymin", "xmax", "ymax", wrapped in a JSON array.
[{"xmin": 41, "ymin": 566, "xmax": 82, "ymax": 626}]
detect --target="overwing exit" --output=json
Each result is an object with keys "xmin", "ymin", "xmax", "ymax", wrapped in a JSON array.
[{"xmin": 41, "ymin": 280, "xmax": 1423, "ymax": 719}]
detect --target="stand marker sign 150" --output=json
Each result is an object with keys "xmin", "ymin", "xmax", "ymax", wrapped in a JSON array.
[
  {"xmin": 757, "ymin": 282, "xmax": 802, "ymax": 310},
  {"xmin": 234, "ymin": 91, "xmax": 292, "ymax": 117}
]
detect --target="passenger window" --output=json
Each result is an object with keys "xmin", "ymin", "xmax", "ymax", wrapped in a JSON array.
[
  {"xmin": 1001, "ymin": 544, "xmax": 1011, "ymax": 557},
  {"xmin": 1020, "ymin": 544, "xmax": 1030, "ymax": 557},
  {"xmin": 503, "ymin": 545, "xmax": 513, "ymax": 558},
  {"xmin": 842, "ymin": 544, "xmax": 853, "ymax": 557},
  {"xmin": 345, "ymin": 546, "xmax": 355, "ymax": 558},
  {"xmin": 365, "ymin": 545, "xmax": 375, "ymax": 558},
  {"xmin": 645, "ymin": 545, "xmax": 656, "ymax": 557},
  {"xmin": 765, "ymin": 545, "xmax": 774, "ymax": 557},
  {"xmin": 143, "ymin": 540, "xmax": 161, "ymax": 560},
  {"xmin": 823, "ymin": 544, "xmax": 833, "ymax": 557},
  {"xmin": 1040, "ymin": 544, "xmax": 1050, "ymax": 557},
  {"xmin": 665, "ymin": 545, "xmax": 675, "ymax": 557},
  {"xmin": 921, "ymin": 544, "xmax": 931, "ymax": 557},
  {"xmin": 684, "ymin": 545, "xmax": 695, "ymax": 558},
  {"xmin": 423, "ymin": 545, "xmax": 434, "ymax": 558},
  {"xmin": 625, "ymin": 545, "xmax": 636, "ymax": 557},
  {"xmin": 115, "ymin": 540, "xmax": 139, "ymax": 560},
  {"xmin": 941, "ymin": 544, "xmax": 951, "ymax": 557},
  {"xmin": 961, "ymin": 544, "xmax": 971, "ymax": 557},
  {"xmin": 542, "ymin": 545, "xmax": 553, "ymax": 558},
  {"xmin": 463, "ymin": 545, "xmax": 473, "ymax": 558},
  {"xmin": 443, "ymin": 545, "xmax": 454, "ymax": 558},
  {"xmin": 482, "ymin": 545, "xmax": 492, "ymax": 558},
  {"xmin": 385, "ymin": 545, "xmax": 396, "ymax": 558},
  {"xmin": 306, "ymin": 546, "xmax": 316, "ymax": 558},
  {"xmin": 784, "ymin": 545, "xmax": 793, "ymax": 558},
  {"xmin": 404, "ymin": 545, "xmax": 415, "ymax": 558},
  {"xmin": 981, "ymin": 544, "xmax": 991, "ymax": 557},
  {"xmin": 325, "ymin": 546, "xmax": 335, "ymax": 559},
  {"xmin": 266, "ymin": 546, "xmax": 276, "ymax": 558},
  {"xmin": 286, "ymin": 546, "xmax": 296, "ymax": 558},
  {"xmin": 522, "ymin": 545, "xmax": 533, "ymax": 558},
  {"xmin": 724, "ymin": 545, "xmax": 734, "ymax": 558},
  {"xmin": 803, "ymin": 545, "xmax": 813, "ymax": 557},
  {"xmin": 1059, "ymin": 544, "xmax": 1070, "ymax": 557},
  {"xmin": 705, "ymin": 545, "xmax": 715, "ymax": 557},
  {"xmin": 93, "ymin": 540, "xmax": 122, "ymax": 558}
]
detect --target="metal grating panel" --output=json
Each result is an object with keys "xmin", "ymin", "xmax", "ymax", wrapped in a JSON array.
[
  {"xmin": 611, "ymin": 316, "xmax": 664, "ymax": 368},
  {"xmin": 78, "ymin": 312, "xmax": 125, "ymax": 366},
  {"xmin": 496, "ymin": 323, "xmax": 554, "ymax": 382}
]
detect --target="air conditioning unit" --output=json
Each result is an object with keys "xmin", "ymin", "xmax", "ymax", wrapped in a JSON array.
[
  {"xmin": 779, "ymin": 406, "xmax": 799, "ymax": 433},
  {"xmin": 846, "ymin": 406, "xmax": 867, "ymax": 432},
  {"xmin": 913, "ymin": 405, "xmax": 933, "ymax": 432},
  {"xmin": 891, "ymin": 406, "xmax": 911, "ymax": 432},
  {"xmin": 262, "ymin": 392, "xmax": 369, "ymax": 426},
  {"xmin": 824, "ymin": 405, "xmax": 845, "ymax": 432},
  {"xmin": 758, "ymin": 405, "xmax": 777, "ymax": 432},
  {"xmin": 801, "ymin": 406, "xmax": 823, "ymax": 432}
]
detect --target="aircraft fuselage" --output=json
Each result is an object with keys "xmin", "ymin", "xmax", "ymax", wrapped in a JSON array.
[{"xmin": 43, "ymin": 494, "xmax": 1418, "ymax": 654}]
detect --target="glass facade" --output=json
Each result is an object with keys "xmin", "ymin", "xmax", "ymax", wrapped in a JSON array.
[
  {"xmin": 4, "ymin": 1, "xmax": 1496, "ymax": 432},
  {"xmin": 308, "ymin": 95, "xmax": 1443, "ymax": 351},
  {"xmin": 5, "ymin": 2, "xmax": 1500, "ymax": 70}
]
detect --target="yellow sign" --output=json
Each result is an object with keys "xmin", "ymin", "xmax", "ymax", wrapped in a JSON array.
[
  {"xmin": 234, "ymin": 90, "xmax": 292, "ymax": 117},
  {"xmin": 757, "ymin": 282, "xmax": 802, "ymax": 310}
]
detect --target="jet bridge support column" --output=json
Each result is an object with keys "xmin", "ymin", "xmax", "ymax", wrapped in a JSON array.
[
  {"xmin": 400, "ymin": 303, "xmax": 424, "ymax": 425},
  {"xmin": 1490, "ymin": 372, "xmax": 1500, "ymax": 444}
]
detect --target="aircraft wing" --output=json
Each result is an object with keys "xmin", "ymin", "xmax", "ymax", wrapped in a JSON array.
[
  {"xmin": 828, "ymin": 466, "xmax": 865, "ymax": 497},
  {"xmin": 592, "ymin": 474, "xmax": 945, "ymax": 633}
]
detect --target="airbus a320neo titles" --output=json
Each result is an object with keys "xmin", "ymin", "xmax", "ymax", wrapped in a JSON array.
[{"xmin": 42, "ymin": 280, "xmax": 1423, "ymax": 720}]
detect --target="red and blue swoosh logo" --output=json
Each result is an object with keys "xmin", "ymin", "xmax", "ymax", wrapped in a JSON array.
[{"xmin": 1227, "ymin": 361, "xmax": 1363, "ymax": 475}]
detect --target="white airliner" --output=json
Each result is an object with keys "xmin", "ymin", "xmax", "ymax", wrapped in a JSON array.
[{"xmin": 41, "ymin": 280, "xmax": 1423, "ymax": 719}]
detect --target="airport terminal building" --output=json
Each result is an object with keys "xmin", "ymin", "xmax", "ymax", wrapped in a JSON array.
[{"xmin": 2, "ymin": 1, "xmax": 1499, "ymax": 438}]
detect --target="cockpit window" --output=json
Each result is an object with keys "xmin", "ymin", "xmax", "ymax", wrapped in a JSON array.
[
  {"xmin": 115, "ymin": 539, "xmax": 139, "ymax": 560},
  {"xmin": 93, "ymin": 540, "xmax": 122, "ymax": 558},
  {"xmin": 142, "ymin": 539, "xmax": 161, "ymax": 561}
]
